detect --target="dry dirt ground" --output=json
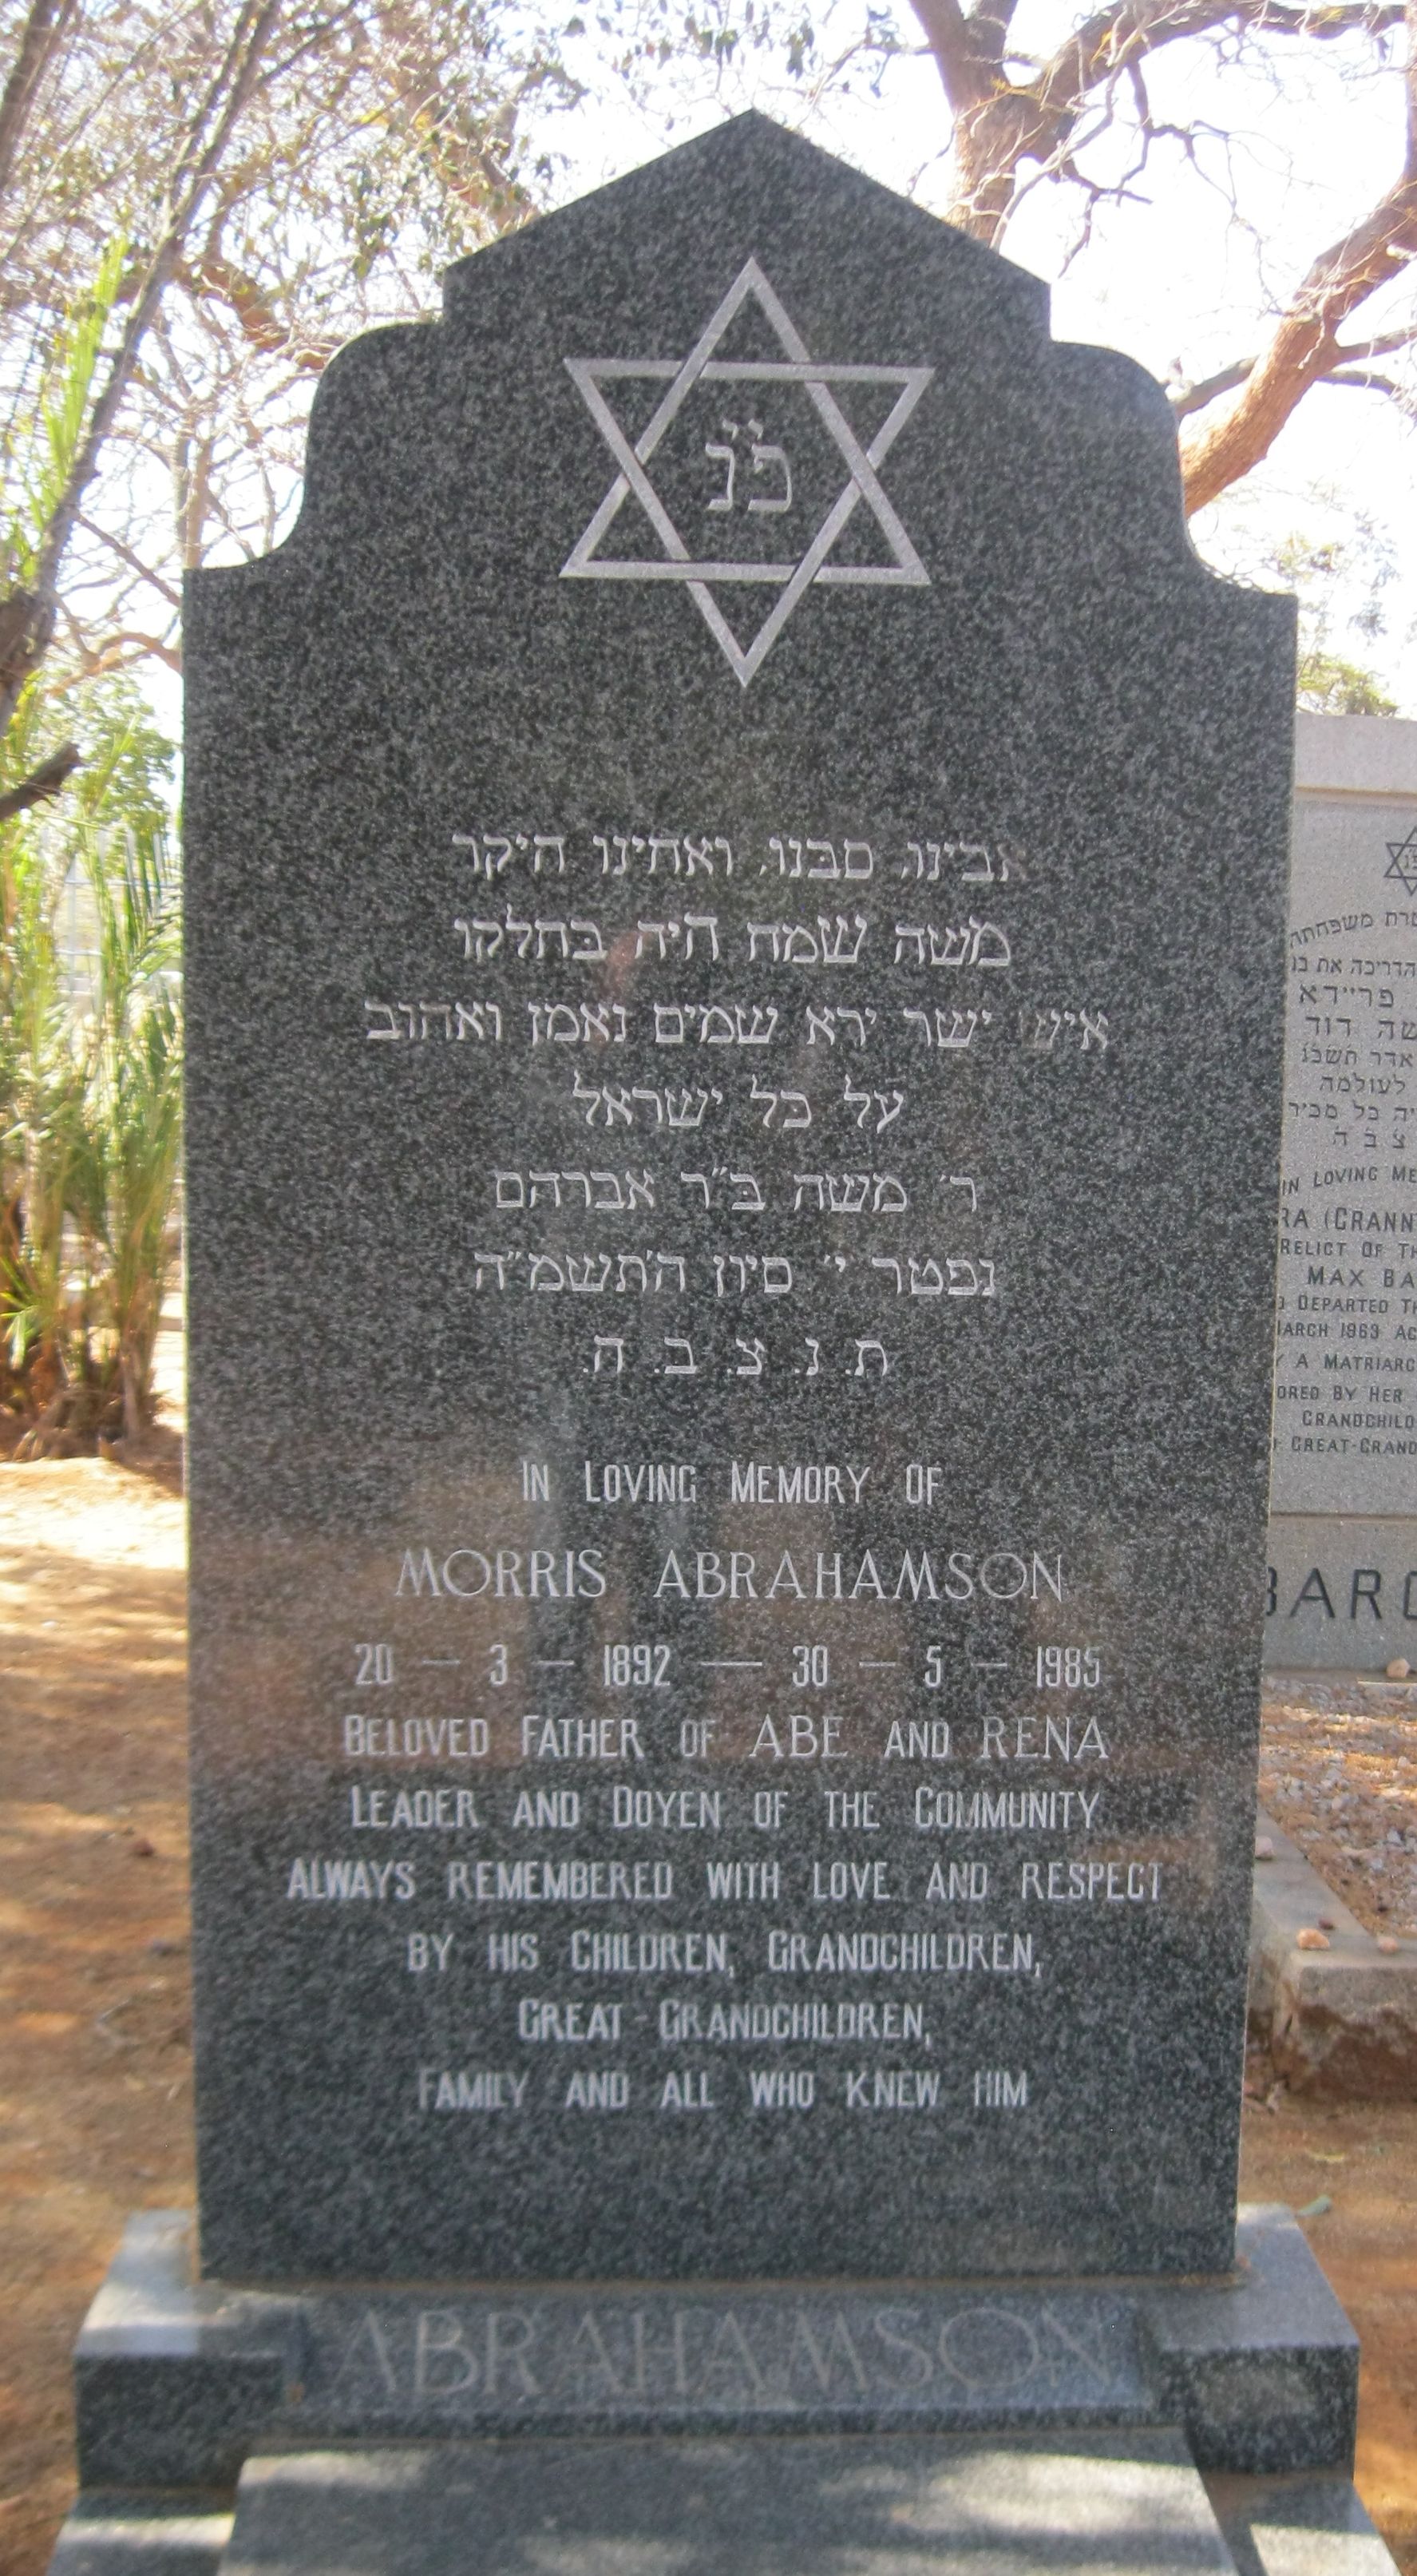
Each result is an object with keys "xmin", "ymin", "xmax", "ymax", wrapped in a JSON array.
[
  {"xmin": 1261, "ymin": 1686, "xmax": 1417, "ymax": 1939},
  {"xmin": 2, "ymin": 1447, "xmax": 1416, "ymax": 2576}
]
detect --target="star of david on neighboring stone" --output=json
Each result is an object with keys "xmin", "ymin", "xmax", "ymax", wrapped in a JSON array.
[
  {"xmin": 560, "ymin": 258, "xmax": 934, "ymax": 688},
  {"xmin": 1385, "ymin": 824, "xmax": 1417, "ymax": 896}
]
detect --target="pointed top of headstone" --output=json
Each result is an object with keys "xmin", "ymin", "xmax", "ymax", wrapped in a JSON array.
[
  {"xmin": 255, "ymin": 94, "xmax": 1225, "ymax": 700},
  {"xmin": 442, "ymin": 108, "xmax": 1043, "ymax": 328}
]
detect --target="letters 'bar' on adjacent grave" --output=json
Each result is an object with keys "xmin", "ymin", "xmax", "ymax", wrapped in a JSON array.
[{"xmin": 183, "ymin": 113, "xmax": 1294, "ymax": 2284}]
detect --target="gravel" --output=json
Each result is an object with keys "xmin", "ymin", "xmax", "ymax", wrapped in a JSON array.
[{"xmin": 1260, "ymin": 1686, "xmax": 1417, "ymax": 1940}]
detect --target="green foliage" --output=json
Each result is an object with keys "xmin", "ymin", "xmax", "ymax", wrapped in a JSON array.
[
  {"xmin": 1201, "ymin": 482, "xmax": 1409, "ymax": 715},
  {"xmin": 0, "ymin": 247, "xmax": 181, "ymax": 1454},
  {"xmin": 0, "ymin": 672, "xmax": 181, "ymax": 1452},
  {"xmin": 1268, "ymin": 503, "xmax": 1402, "ymax": 716},
  {"xmin": 591, "ymin": 0, "xmax": 900, "ymax": 97},
  {"xmin": 1296, "ymin": 649, "xmax": 1399, "ymax": 717},
  {"xmin": 0, "ymin": 236, "xmax": 125, "ymax": 597}
]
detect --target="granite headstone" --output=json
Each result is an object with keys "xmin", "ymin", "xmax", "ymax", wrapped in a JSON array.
[
  {"xmin": 180, "ymin": 110, "xmax": 1295, "ymax": 2288},
  {"xmin": 49, "ymin": 107, "xmax": 1409, "ymax": 2576},
  {"xmin": 1266, "ymin": 711, "xmax": 1417, "ymax": 1671}
]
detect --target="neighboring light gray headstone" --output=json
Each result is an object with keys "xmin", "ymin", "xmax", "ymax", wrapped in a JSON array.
[
  {"xmin": 1266, "ymin": 712, "xmax": 1417, "ymax": 1671},
  {"xmin": 183, "ymin": 109, "xmax": 1293, "ymax": 2286}
]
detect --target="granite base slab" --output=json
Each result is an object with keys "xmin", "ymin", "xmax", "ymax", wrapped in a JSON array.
[
  {"xmin": 68, "ymin": 2203, "xmax": 1356, "ymax": 2498},
  {"xmin": 210, "ymin": 2431, "xmax": 1243, "ymax": 2575},
  {"xmin": 44, "ymin": 2465, "xmax": 1403, "ymax": 2576},
  {"xmin": 47, "ymin": 2496, "xmax": 236, "ymax": 2576},
  {"xmin": 49, "ymin": 2437, "xmax": 1403, "ymax": 2576},
  {"xmin": 1208, "ymin": 2471, "xmax": 1402, "ymax": 2575},
  {"xmin": 46, "ymin": 2209, "xmax": 1392, "ymax": 2576}
]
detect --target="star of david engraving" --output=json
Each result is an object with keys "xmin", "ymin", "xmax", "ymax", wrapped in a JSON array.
[
  {"xmin": 1385, "ymin": 824, "xmax": 1417, "ymax": 896},
  {"xmin": 560, "ymin": 259, "xmax": 934, "ymax": 688}
]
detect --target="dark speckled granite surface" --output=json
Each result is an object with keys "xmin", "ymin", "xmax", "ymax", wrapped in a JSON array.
[
  {"xmin": 216, "ymin": 2434, "xmax": 1241, "ymax": 2576},
  {"xmin": 182, "ymin": 112, "xmax": 1295, "ymax": 2287}
]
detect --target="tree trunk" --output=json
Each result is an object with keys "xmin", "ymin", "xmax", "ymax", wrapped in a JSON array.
[
  {"xmin": 0, "ymin": 0, "xmax": 286, "ymax": 742},
  {"xmin": 1181, "ymin": 169, "xmax": 1417, "ymax": 513},
  {"xmin": 0, "ymin": 0, "xmax": 77, "ymax": 207},
  {"xmin": 948, "ymin": 90, "xmax": 1064, "ymax": 246}
]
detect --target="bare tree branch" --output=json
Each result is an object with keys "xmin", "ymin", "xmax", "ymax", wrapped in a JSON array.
[
  {"xmin": 76, "ymin": 514, "xmax": 184, "ymax": 610},
  {"xmin": 178, "ymin": 250, "xmax": 335, "ymax": 371},
  {"xmin": 0, "ymin": 0, "xmax": 79, "ymax": 207},
  {"xmin": 1170, "ymin": 356, "xmax": 1257, "ymax": 416},
  {"xmin": 910, "ymin": 0, "xmax": 1408, "ymax": 245},
  {"xmin": 368, "ymin": 0, "xmax": 548, "ymax": 234},
  {"xmin": 1181, "ymin": 2, "xmax": 1417, "ymax": 509},
  {"xmin": 908, "ymin": 0, "xmax": 994, "ymax": 108},
  {"xmin": 0, "ymin": 737, "xmax": 78, "ymax": 819},
  {"xmin": 0, "ymin": 0, "xmax": 286, "ymax": 735},
  {"xmin": 1172, "ymin": 311, "xmax": 1417, "ymax": 418},
  {"xmin": 81, "ymin": 628, "xmax": 183, "ymax": 675},
  {"xmin": 0, "ymin": 0, "xmax": 570, "ymax": 716},
  {"xmin": 1332, "ymin": 323, "xmax": 1417, "ymax": 357},
  {"xmin": 1326, "ymin": 364, "xmax": 1405, "ymax": 387},
  {"xmin": 898, "ymin": 0, "xmax": 1417, "ymax": 509}
]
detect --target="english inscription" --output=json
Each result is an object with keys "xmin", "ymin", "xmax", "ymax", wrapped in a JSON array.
[{"xmin": 184, "ymin": 114, "xmax": 1292, "ymax": 2281}]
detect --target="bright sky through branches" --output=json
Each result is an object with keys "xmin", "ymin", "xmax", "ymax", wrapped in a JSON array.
[{"xmin": 525, "ymin": 2, "xmax": 1416, "ymax": 708}]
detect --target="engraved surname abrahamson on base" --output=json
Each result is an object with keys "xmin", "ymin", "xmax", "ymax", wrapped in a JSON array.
[
  {"xmin": 560, "ymin": 258, "xmax": 933, "ymax": 687},
  {"xmin": 308, "ymin": 2288, "xmax": 1139, "ymax": 2411}
]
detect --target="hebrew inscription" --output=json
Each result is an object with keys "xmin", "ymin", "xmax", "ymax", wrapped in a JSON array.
[
  {"xmin": 269, "ymin": 803, "xmax": 1179, "ymax": 2229},
  {"xmin": 1272, "ymin": 795, "xmax": 1417, "ymax": 1520},
  {"xmin": 183, "ymin": 122, "xmax": 1291, "ymax": 2283}
]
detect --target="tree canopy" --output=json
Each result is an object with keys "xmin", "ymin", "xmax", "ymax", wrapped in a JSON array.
[{"xmin": 0, "ymin": 0, "xmax": 1411, "ymax": 787}]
